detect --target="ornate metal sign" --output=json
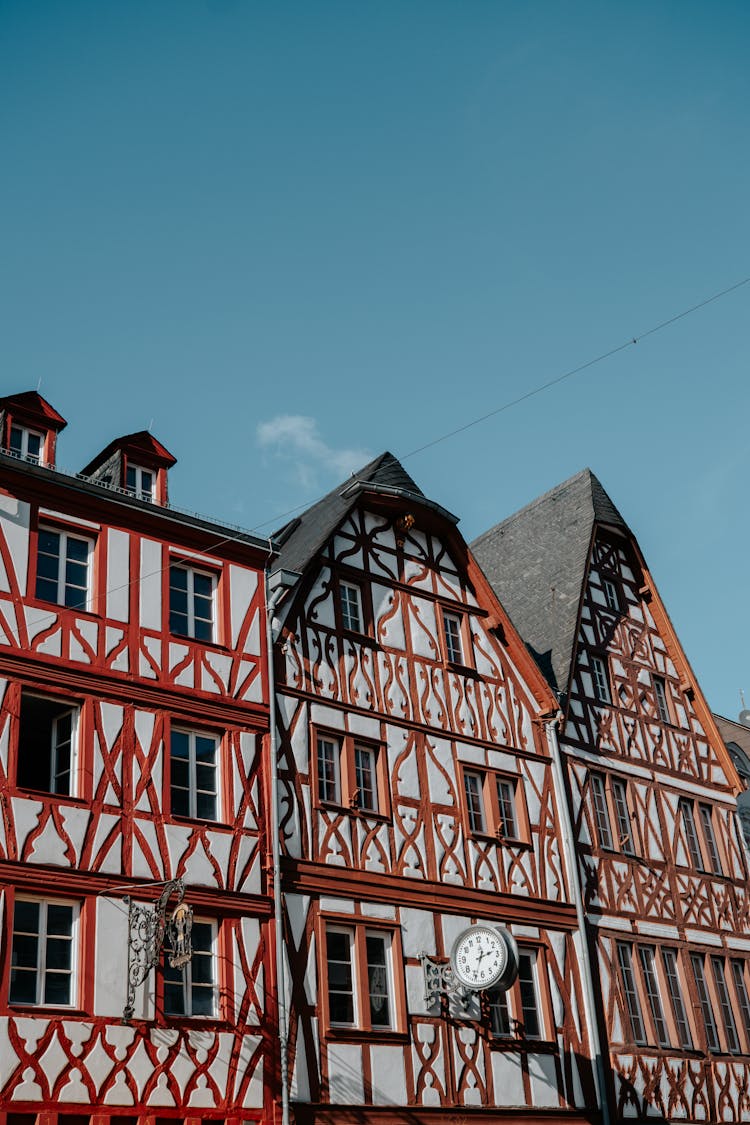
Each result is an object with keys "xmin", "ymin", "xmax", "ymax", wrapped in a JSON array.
[
  {"xmin": 122, "ymin": 878, "xmax": 193, "ymax": 1022},
  {"xmin": 419, "ymin": 953, "xmax": 472, "ymax": 1013}
]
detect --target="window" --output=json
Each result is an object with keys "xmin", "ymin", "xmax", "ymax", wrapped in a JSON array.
[
  {"xmin": 443, "ymin": 611, "xmax": 464, "ymax": 664},
  {"xmin": 340, "ymin": 581, "xmax": 363, "ymax": 633},
  {"xmin": 731, "ymin": 961, "xmax": 750, "ymax": 1048},
  {"xmin": 317, "ymin": 734, "xmax": 341, "ymax": 804},
  {"xmin": 590, "ymin": 655, "xmax": 611, "ymax": 704},
  {"xmin": 653, "ymin": 676, "xmax": 671, "ymax": 723},
  {"xmin": 486, "ymin": 945, "xmax": 547, "ymax": 1040},
  {"xmin": 35, "ymin": 527, "xmax": 91, "ymax": 610},
  {"xmin": 617, "ymin": 942, "xmax": 647, "ymax": 1045},
  {"xmin": 638, "ymin": 946, "xmax": 670, "ymax": 1047},
  {"xmin": 9, "ymin": 425, "xmax": 43, "ymax": 463},
  {"xmin": 169, "ymin": 563, "xmax": 215, "ymax": 642},
  {"xmin": 711, "ymin": 957, "xmax": 740, "ymax": 1053},
  {"xmin": 590, "ymin": 773, "xmax": 635, "ymax": 854},
  {"xmin": 324, "ymin": 925, "xmax": 397, "ymax": 1032},
  {"xmin": 17, "ymin": 692, "xmax": 79, "ymax": 796},
  {"xmin": 125, "ymin": 464, "xmax": 155, "ymax": 502},
  {"xmin": 690, "ymin": 953, "xmax": 721, "ymax": 1052},
  {"xmin": 10, "ymin": 899, "xmax": 76, "ymax": 1006},
  {"xmin": 678, "ymin": 799, "xmax": 723, "ymax": 874},
  {"xmin": 164, "ymin": 919, "xmax": 217, "ymax": 1017},
  {"xmin": 602, "ymin": 579, "xmax": 620, "ymax": 612},
  {"xmin": 662, "ymin": 948, "xmax": 692, "ymax": 1049},
  {"xmin": 170, "ymin": 729, "xmax": 218, "ymax": 820},
  {"xmin": 463, "ymin": 768, "xmax": 526, "ymax": 842},
  {"xmin": 315, "ymin": 732, "xmax": 386, "ymax": 816}
]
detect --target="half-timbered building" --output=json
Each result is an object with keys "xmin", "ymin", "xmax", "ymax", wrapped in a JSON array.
[
  {"xmin": 0, "ymin": 392, "xmax": 274, "ymax": 1125},
  {"xmin": 473, "ymin": 469, "xmax": 750, "ymax": 1124},
  {"xmin": 270, "ymin": 453, "xmax": 600, "ymax": 1125}
]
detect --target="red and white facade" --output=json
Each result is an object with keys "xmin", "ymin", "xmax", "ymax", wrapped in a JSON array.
[
  {"xmin": 0, "ymin": 393, "xmax": 274, "ymax": 1124},
  {"xmin": 271, "ymin": 457, "xmax": 598, "ymax": 1125}
]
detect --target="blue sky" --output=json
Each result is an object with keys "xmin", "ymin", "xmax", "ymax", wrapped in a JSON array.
[{"xmin": 2, "ymin": 1, "xmax": 749, "ymax": 717}]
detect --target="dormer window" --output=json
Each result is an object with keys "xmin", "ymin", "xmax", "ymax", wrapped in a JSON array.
[
  {"xmin": 125, "ymin": 464, "xmax": 155, "ymax": 502},
  {"xmin": 9, "ymin": 425, "xmax": 44, "ymax": 464}
]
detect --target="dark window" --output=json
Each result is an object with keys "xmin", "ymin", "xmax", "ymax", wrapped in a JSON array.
[
  {"xmin": 611, "ymin": 778, "xmax": 635, "ymax": 855},
  {"xmin": 590, "ymin": 656, "xmax": 611, "ymax": 704},
  {"xmin": 638, "ymin": 946, "xmax": 669, "ymax": 1046},
  {"xmin": 617, "ymin": 942, "xmax": 646, "ymax": 1045},
  {"xmin": 496, "ymin": 778, "xmax": 518, "ymax": 838},
  {"xmin": 317, "ymin": 736, "xmax": 341, "ymax": 804},
  {"xmin": 9, "ymin": 425, "xmax": 42, "ymax": 463},
  {"xmin": 326, "ymin": 928, "xmax": 355, "ymax": 1025},
  {"xmin": 125, "ymin": 464, "xmax": 155, "ymax": 501},
  {"xmin": 488, "ymin": 987, "xmax": 511, "ymax": 1035},
  {"xmin": 164, "ymin": 919, "xmax": 217, "ymax": 1017},
  {"xmin": 517, "ymin": 949, "xmax": 541, "ymax": 1038},
  {"xmin": 731, "ymin": 961, "xmax": 750, "ymax": 1048},
  {"xmin": 10, "ymin": 899, "xmax": 75, "ymax": 1006},
  {"xmin": 170, "ymin": 729, "xmax": 218, "ymax": 820},
  {"xmin": 662, "ymin": 948, "xmax": 692, "ymax": 1049},
  {"xmin": 691, "ymin": 954, "xmax": 720, "ymax": 1052},
  {"xmin": 464, "ymin": 771, "xmax": 486, "ymax": 833},
  {"xmin": 591, "ymin": 774, "xmax": 614, "ymax": 850},
  {"xmin": 443, "ymin": 611, "xmax": 464, "ymax": 664},
  {"xmin": 354, "ymin": 745, "xmax": 378, "ymax": 812},
  {"xmin": 699, "ymin": 805, "xmax": 723, "ymax": 874},
  {"xmin": 35, "ymin": 528, "xmax": 90, "ymax": 610},
  {"xmin": 169, "ymin": 564, "xmax": 215, "ymax": 642},
  {"xmin": 679, "ymin": 800, "xmax": 704, "ymax": 869},
  {"xmin": 340, "ymin": 582, "xmax": 363, "ymax": 633},
  {"xmin": 17, "ymin": 693, "xmax": 78, "ymax": 796},
  {"xmin": 366, "ymin": 932, "xmax": 391, "ymax": 1028},
  {"xmin": 653, "ymin": 676, "xmax": 671, "ymax": 723},
  {"xmin": 712, "ymin": 957, "xmax": 740, "ymax": 1053},
  {"xmin": 603, "ymin": 579, "xmax": 620, "ymax": 612}
]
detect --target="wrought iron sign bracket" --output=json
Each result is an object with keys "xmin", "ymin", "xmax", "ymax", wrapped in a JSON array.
[
  {"xmin": 122, "ymin": 877, "xmax": 193, "ymax": 1023},
  {"xmin": 419, "ymin": 953, "xmax": 473, "ymax": 1014}
]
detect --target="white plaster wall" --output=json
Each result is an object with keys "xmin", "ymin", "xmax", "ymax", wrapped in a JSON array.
[
  {"xmin": 106, "ymin": 528, "xmax": 130, "ymax": 622},
  {"xmin": 139, "ymin": 538, "xmax": 162, "ymax": 630},
  {"xmin": 94, "ymin": 897, "xmax": 132, "ymax": 1017},
  {"xmin": 370, "ymin": 1044, "xmax": 407, "ymax": 1105},
  {"xmin": 326, "ymin": 1042, "xmax": 364, "ymax": 1103}
]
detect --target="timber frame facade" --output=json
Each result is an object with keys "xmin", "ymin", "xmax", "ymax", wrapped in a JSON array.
[
  {"xmin": 0, "ymin": 393, "xmax": 276, "ymax": 1125},
  {"xmin": 473, "ymin": 469, "xmax": 750, "ymax": 1125},
  {"xmin": 271, "ymin": 453, "xmax": 599, "ymax": 1125}
]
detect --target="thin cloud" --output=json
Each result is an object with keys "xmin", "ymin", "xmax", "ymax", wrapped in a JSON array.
[{"xmin": 256, "ymin": 414, "xmax": 371, "ymax": 488}]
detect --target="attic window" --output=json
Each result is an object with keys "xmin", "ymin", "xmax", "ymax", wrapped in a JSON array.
[
  {"xmin": 9, "ymin": 425, "xmax": 43, "ymax": 464},
  {"xmin": 125, "ymin": 464, "xmax": 155, "ymax": 502}
]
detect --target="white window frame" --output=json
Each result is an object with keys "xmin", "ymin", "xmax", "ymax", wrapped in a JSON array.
[
  {"xmin": 317, "ymin": 734, "xmax": 342, "ymax": 805},
  {"xmin": 487, "ymin": 945, "xmax": 547, "ymax": 1040},
  {"xmin": 163, "ymin": 917, "xmax": 218, "ymax": 1018},
  {"xmin": 10, "ymin": 898, "xmax": 78, "ymax": 1008},
  {"xmin": 590, "ymin": 655, "xmax": 611, "ymax": 704},
  {"xmin": 340, "ymin": 581, "xmax": 364, "ymax": 633},
  {"xmin": 9, "ymin": 424, "xmax": 44, "ymax": 463},
  {"xmin": 354, "ymin": 743, "xmax": 379, "ymax": 813},
  {"xmin": 443, "ymin": 610, "xmax": 464, "ymax": 665},
  {"xmin": 125, "ymin": 463, "xmax": 155, "ymax": 502},
  {"xmin": 35, "ymin": 526, "xmax": 92, "ymax": 611},
  {"xmin": 602, "ymin": 578, "xmax": 620, "ymax": 612},
  {"xmin": 324, "ymin": 924, "xmax": 396, "ymax": 1032},
  {"xmin": 170, "ymin": 727, "xmax": 219, "ymax": 820},
  {"xmin": 653, "ymin": 675, "xmax": 671, "ymax": 723},
  {"xmin": 18, "ymin": 692, "xmax": 80, "ymax": 798},
  {"xmin": 169, "ymin": 562, "xmax": 216, "ymax": 642}
]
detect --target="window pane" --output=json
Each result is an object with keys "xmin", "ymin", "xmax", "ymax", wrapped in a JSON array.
[
  {"xmin": 464, "ymin": 772, "xmax": 485, "ymax": 833},
  {"xmin": 327, "ymin": 929, "xmax": 355, "ymax": 1025},
  {"xmin": 366, "ymin": 934, "xmax": 391, "ymax": 1028},
  {"xmin": 171, "ymin": 731, "xmax": 190, "ymax": 760},
  {"xmin": 12, "ymin": 934, "xmax": 39, "ymax": 969},
  {"xmin": 340, "ymin": 584, "xmax": 362, "ymax": 632},
  {"xmin": 680, "ymin": 801, "xmax": 704, "ymax": 869},
  {"xmin": 317, "ymin": 737, "xmax": 340, "ymax": 804},
  {"xmin": 443, "ymin": 612, "xmax": 463, "ymax": 664},
  {"xmin": 662, "ymin": 949, "xmax": 692, "ymax": 1049},
  {"xmin": 196, "ymin": 791, "xmax": 217, "ymax": 820},
  {"xmin": 14, "ymin": 900, "xmax": 40, "ymax": 933},
  {"xmin": 712, "ymin": 957, "xmax": 740, "ymax": 1053},
  {"xmin": 691, "ymin": 954, "xmax": 720, "ymax": 1051},
  {"xmin": 10, "ymin": 969, "xmax": 38, "ymax": 1004},
  {"xmin": 66, "ymin": 538, "xmax": 89, "ymax": 563},
  {"xmin": 638, "ymin": 946, "xmax": 669, "ymax": 1046},
  {"xmin": 46, "ymin": 938, "xmax": 72, "ymax": 971},
  {"xmin": 488, "ymin": 988, "xmax": 511, "ymax": 1035},
  {"xmin": 591, "ymin": 774, "xmax": 613, "ymax": 850},
  {"xmin": 355, "ymin": 746, "xmax": 378, "ymax": 812},
  {"xmin": 617, "ymin": 943, "xmax": 646, "ymax": 1045},
  {"xmin": 496, "ymin": 779, "xmax": 518, "ymax": 837},
  {"xmin": 612, "ymin": 779, "xmax": 634, "ymax": 854},
  {"xmin": 700, "ymin": 806, "xmax": 722, "ymax": 874},
  {"xmin": 44, "ymin": 970, "xmax": 72, "ymax": 1005},
  {"xmin": 193, "ymin": 616, "xmax": 213, "ymax": 643},
  {"xmin": 517, "ymin": 951, "xmax": 541, "ymax": 1038},
  {"xmin": 732, "ymin": 961, "xmax": 750, "ymax": 1047}
]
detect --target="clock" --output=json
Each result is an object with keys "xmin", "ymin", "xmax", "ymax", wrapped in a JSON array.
[{"xmin": 450, "ymin": 924, "xmax": 519, "ymax": 991}]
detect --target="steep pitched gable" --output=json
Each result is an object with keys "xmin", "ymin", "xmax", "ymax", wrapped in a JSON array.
[{"xmin": 471, "ymin": 468, "xmax": 628, "ymax": 695}]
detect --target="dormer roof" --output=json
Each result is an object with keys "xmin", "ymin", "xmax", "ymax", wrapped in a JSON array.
[
  {"xmin": 0, "ymin": 390, "xmax": 67, "ymax": 432},
  {"xmin": 81, "ymin": 430, "xmax": 177, "ymax": 476}
]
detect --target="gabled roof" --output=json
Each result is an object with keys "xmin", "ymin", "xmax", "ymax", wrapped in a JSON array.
[
  {"xmin": 471, "ymin": 468, "xmax": 629, "ymax": 695},
  {"xmin": 274, "ymin": 451, "xmax": 456, "ymax": 575},
  {"xmin": 0, "ymin": 390, "xmax": 67, "ymax": 431},
  {"xmin": 81, "ymin": 430, "xmax": 177, "ymax": 476}
]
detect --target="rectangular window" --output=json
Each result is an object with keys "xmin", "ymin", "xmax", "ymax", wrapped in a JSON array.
[
  {"xmin": 125, "ymin": 464, "xmax": 155, "ymax": 502},
  {"xmin": 517, "ymin": 948, "xmax": 542, "ymax": 1038},
  {"xmin": 653, "ymin": 675, "xmax": 671, "ymax": 723},
  {"xmin": 699, "ymin": 805, "xmax": 723, "ymax": 875},
  {"xmin": 9, "ymin": 425, "xmax": 43, "ymax": 463},
  {"xmin": 163, "ymin": 919, "xmax": 217, "ymax": 1017},
  {"xmin": 711, "ymin": 957, "xmax": 740, "ymax": 1053},
  {"xmin": 638, "ymin": 946, "xmax": 670, "ymax": 1047},
  {"xmin": 317, "ymin": 735, "xmax": 341, "ymax": 804},
  {"xmin": 443, "ymin": 611, "xmax": 464, "ymax": 664},
  {"xmin": 324, "ymin": 925, "xmax": 397, "ymax": 1032},
  {"xmin": 464, "ymin": 771, "xmax": 486, "ymax": 833},
  {"xmin": 679, "ymin": 800, "xmax": 704, "ymax": 870},
  {"xmin": 10, "ymin": 899, "xmax": 76, "ymax": 1007},
  {"xmin": 35, "ymin": 528, "xmax": 91, "ymax": 610},
  {"xmin": 590, "ymin": 655, "xmax": 611, "ymax": 704},
  {"xmin": 487, "ymin": 987, "xmax": 512, "ymax": 1036},
  {"xmin": 17, "ymin": 692, "xmax": 79, "ymax": 797},
  {"xmin": 661, "ymin": 948, "xmax": 693, "ymax": 1049},
  {"xmin": 731, "ymin": 961, "xmax": 750, "ymax": 1048},
  {"xmin": 496, "ymin": 778, "xmax": 519, "ymax": 839},
  {"xmin": 591, "ymin": 773, "xmax": 614, "ymax": 850},
  {"xmin": 611, "ymin": 778, "xmax": 635, "ymax": 855},
  {"xmin": 340, "ymin": 582, "xmax": 363, "ymax": 633},
  {"xmin": 691, "ymin": 954, "xmax": 721, "ymax": 1052},
  {"xmin": 603, "ymin": 579, "xmax": 620, "ymax": 612},
  {"xmin": 354, "ymin": 744, "xmax": 379, "ymax": 813},
  {"xmin": 170, "ymin": 729, "xmax": 218, "ymax": 820},
  {"xmin": 169, "ymin": 564, "xmax": 215, "ymax": 642},
  {"xmin": 617, "ymin": 942, "xmax": 647, "ymax": 1045}
]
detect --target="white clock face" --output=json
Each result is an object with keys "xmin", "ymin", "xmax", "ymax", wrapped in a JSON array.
[{"xmin": 451, "ymin": 925, "xmax": 509, "ymax": 990}]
